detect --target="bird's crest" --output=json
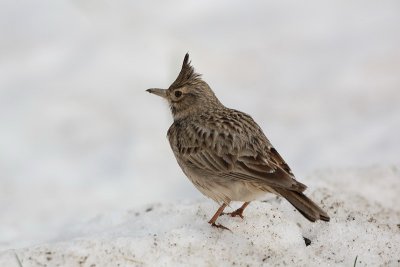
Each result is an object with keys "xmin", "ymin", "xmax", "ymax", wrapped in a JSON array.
[{"xmin": 169, "ymin": 53, "xmax": 201, "ymax": 89}]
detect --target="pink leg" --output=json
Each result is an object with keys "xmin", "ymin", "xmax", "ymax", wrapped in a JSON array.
[
  {"xmin": 208, "ymin": 203, "xmax": 230, "ymax": 231},
  {"xmin": 223, "ymin": 202, "xmax": 250, "ymax": 219}
]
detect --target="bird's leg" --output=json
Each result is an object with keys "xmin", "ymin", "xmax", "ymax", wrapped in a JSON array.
[
  {"xmin": 223, "ymin": 201, "xmax": 250, "ymax": 219},
  {"xmin": 208, "ymin": 203, "xmax": 231, "ymax": 231}
]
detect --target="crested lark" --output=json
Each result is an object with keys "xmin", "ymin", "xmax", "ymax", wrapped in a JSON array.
[{"xmin": 147, "ymin": 54, "xmax": 330, "ymax": 230}]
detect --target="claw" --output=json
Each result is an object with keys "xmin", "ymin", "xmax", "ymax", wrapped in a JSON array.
[
  {"xmin": 221, "ymin": 202, "xmax": 249, "ymax": 219},
  {"xmin": 222, "ymin": 210, "xmax": 244, "ymax": 219},
  {"xmin": 210, "ymin": 222, "xmax": 232, "ymax": 232}
]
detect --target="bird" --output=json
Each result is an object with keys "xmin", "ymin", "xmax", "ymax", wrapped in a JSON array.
[{"xmin": 146, "ymin": 53, "xmax": 330, "ymax": 230}]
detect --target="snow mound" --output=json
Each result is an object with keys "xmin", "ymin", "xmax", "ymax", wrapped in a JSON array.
[{"xmin": 1, "ymin": 166, "xmax": 400, "ymax": 266}]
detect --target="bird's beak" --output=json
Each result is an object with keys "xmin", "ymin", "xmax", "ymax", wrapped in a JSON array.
[{"xmin": 146, "ymin": 88, "xmax": 168, "ymax": 99}]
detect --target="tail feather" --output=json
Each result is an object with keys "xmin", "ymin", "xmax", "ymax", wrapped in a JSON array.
[{"xmin": 275, "ymin": 188, "xmax": 330, "ymax": 222}]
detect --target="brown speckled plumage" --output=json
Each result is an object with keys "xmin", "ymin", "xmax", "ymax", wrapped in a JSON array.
[{"xmin": 147, "ymin": 54, "xmax": 329, "ymax": 229}]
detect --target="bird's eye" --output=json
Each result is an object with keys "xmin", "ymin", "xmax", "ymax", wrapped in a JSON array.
[{"xmin": 174, "ymin": 91, "xmax": 182, "ymax": 98}]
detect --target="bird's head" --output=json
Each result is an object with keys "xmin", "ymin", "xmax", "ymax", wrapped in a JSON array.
[{"xmin": 147, "ymin": 53, "xmax": 222, "ymax": 120}]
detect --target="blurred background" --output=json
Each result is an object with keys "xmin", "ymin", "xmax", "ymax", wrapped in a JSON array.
[{"xmin": 1, "ymin": 0, "xmax": 399, "ymax": 249}]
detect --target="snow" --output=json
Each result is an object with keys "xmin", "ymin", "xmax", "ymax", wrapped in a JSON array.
[
  {"xmin": 1, "ymin": 166, "xmax": 399, "ymax": 266},
  {"xmin": 1, "ymin": 0, "xmax": 400, "ymax": 265}
]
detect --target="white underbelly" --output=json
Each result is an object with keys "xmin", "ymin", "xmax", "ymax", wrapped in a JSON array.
[
  {"xmin": 190, "ymin": 175, "xmax": 269, "ymax": 204},
  {"xmin": 177, "ymin": 159, "xmax": 272, "ymax": 204}
]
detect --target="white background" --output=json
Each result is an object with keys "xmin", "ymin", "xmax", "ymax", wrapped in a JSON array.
[{"xmin": 0, "ymin": 0, "xmax": 399, "ymax": 250}]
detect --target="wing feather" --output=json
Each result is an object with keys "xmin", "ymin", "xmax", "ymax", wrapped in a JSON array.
[{"xmin": 170, "ymin": 111, "xmax": 306, "ymax": 192}]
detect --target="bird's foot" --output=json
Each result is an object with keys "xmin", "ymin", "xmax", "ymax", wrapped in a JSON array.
[
  {"xmin": 222, "ymin": 209, "xmax": 245, "ymax": 219},
  {"xmin": 209, "ymin": 222, "xmax": 231, "ymax": 232}
]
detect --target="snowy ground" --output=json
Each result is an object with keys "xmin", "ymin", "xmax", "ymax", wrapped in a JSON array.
[
  {"xmin": 1, "ymin": 0, "xmax": 400, "ymax": 265},
  {"xmin": 0, "ymin": 166, "xmax": 399, "ymax": 266}
]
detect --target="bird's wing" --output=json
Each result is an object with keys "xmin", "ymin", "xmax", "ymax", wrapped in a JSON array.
[{"xmin": 171, "ymin": 112, "xmax": 306, "ymax": 192}]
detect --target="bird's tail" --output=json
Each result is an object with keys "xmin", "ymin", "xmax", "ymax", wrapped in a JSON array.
[{"xmin": 275, "ymin": 188, "xmax": 330, "ymax": 222}]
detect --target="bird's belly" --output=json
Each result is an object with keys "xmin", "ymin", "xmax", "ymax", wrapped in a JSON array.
[
  {"xmin": 175, "ymin": 156, "xmax": 270, "ymax": 203},
  {"xmin": 186, "ymin": 171, "xmax": 267, "ymax": 204},
  {"xmin": 218, "ymin": 180, "xmax": 267, "ymax": 202}
]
